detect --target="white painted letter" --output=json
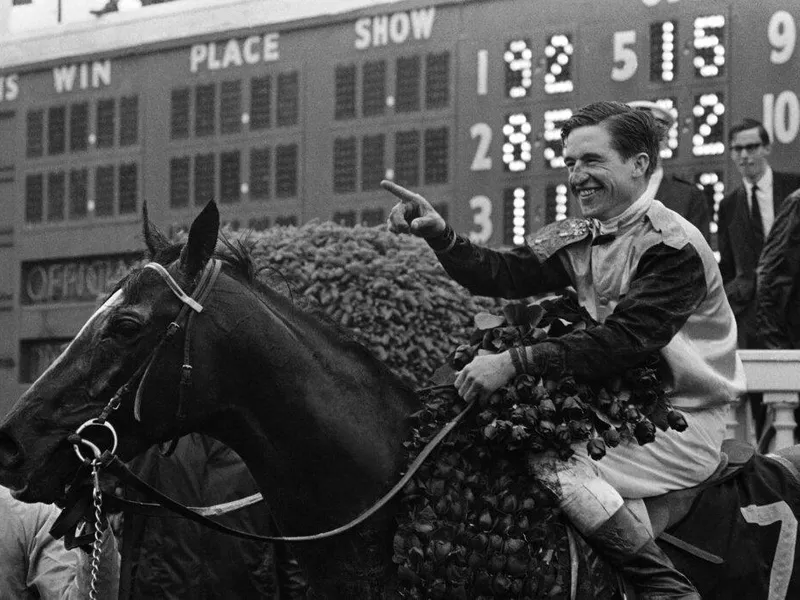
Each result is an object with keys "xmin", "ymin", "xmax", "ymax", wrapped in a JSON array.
[
  {"xmin": 92, "ymin": 60, "xmax": 111, "ymax": 88},
  {"xmin": 410, "ymin": 8, "xmax": 436, "ymax": 40},
  {"xmin": 243, "ymin": 36, "xmax": 260, "ymax": 64},
  {"xmin": 52, "ymin": 65, "xmax": 77, "ymax": 93},
  {"xmin": 222, "ymin": 39, "xmax": 243, "ymax": 69},
  {"xmin": 4, "ymin": 74, "xmax": 19, "ymax": 101},
  {"xmin": 372, "ymin": 15, "xmax": 389, "ymax": 47},
  {"xmin": 263, "ymin": 33, "xmax": 279, "ymax": 61},
  {"xmin": 207, "ymin": 43, "xmax": 221, "ymax": 70},
  {"xmin": 354, "ymin": 17, "xmax": 371, "ymax": 50},
  {"xmin": 190, "ymin": 44, "xmax": 208, "ymax": 73},
  {"xmin": 389, "ymin": 12, "xmax": 410, "ymax": 44}
]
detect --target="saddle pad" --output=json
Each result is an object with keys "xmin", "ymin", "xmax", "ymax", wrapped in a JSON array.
[{"xmin": 665, "ymin": 453, "xmax": 800, "ymax": 600}]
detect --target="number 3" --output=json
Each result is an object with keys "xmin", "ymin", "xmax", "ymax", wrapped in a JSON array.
[
  {"xmin": 468, "ymin": 195, "xmax": 493, "ymax": 243},
  {"xmin": 741, "ymin": 501, "xmax": 797, "ymax": 599}
]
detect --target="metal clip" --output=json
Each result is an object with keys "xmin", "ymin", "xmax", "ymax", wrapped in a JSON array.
[
  {"xmin": 180, "ymin": 364, "xmax": 193, "ymax": 387},
  {"xmin": 72, "ymin": 418, "xmax": 119, "ymax": 464}
]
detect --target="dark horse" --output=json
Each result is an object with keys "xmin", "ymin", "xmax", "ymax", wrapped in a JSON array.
[{"xmin": 1, "ymin": 202, "xmax": 799, "ymax": 598}]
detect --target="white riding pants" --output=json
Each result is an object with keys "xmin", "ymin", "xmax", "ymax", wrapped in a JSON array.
[{"xmin": 531, "ymin": 404, "xmax": 729, "ymax": 535}]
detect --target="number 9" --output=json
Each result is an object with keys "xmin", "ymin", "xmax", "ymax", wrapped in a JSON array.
[{"xmin": 769, "ymin": 11, "xmax": 797, "ymax": 65}]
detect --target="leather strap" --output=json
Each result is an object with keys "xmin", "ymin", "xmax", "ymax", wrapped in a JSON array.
[
  {"xmin": 658, "ymin": 532, "xmax": 724, "ymax": 565},
  {"xmin": 100, "ymin": 395, "xmax": 476, "ymax": 543}
]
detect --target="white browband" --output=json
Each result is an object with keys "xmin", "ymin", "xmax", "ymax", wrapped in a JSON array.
[{"xmin": 144, "ymin": 262, "xmax": 204, "ymax": 313}]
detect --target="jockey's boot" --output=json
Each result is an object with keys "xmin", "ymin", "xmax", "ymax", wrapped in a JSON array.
[{"xmin": 586, "ymin": 504, "xmax": 700, "ymax": 600}]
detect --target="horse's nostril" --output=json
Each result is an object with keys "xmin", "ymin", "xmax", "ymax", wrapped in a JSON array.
[{"xmin": 0, "ymin": 431, "xmax": 22, "ymax": 469}]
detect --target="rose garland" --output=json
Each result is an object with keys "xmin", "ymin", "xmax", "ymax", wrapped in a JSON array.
[{"xmin": 393, "ymin": 295, "xmax": 686, "ymax": 598}]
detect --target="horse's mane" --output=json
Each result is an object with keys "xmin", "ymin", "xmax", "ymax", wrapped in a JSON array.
[{"xmin": 120, "ymin": 230, "xmax": 417, "ymax": 396}]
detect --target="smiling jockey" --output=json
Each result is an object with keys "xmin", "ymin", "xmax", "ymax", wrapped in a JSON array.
[{"xmin": 383, "ymin": 101, "xmax": 746, "ymax": 600}]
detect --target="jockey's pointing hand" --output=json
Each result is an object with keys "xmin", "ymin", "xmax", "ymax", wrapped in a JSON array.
[
  {"xmin": 381, "ymin": 180, "xmax": 446, "ymax": 238},
  {"xmin": 454, "ymin": 352, "xmax": 516, "ymax": 404}
]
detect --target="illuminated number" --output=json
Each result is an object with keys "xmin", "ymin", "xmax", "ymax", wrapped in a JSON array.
[
  {"xmin": 545, "ymin": 183, "xmax": 569, "ymax": 224},
  {"xmin": 544, "ymin": 34, "xmax": 574, "ymax": 94},
  {"xmin": 696, "ymin": 171, "xmax": 725, "ymax": 234},
  {"xmin": 505, "ymin": 40, "xmax": 532, "ymax": 99},
  {"xmin": 740, "ymin": 501, "xmax": 797, "ymax": 600},
  {"xmin": 503, "ymin": 186, "xmax": 529, "ymax": 246},
  {"xmin": 612, "ymin": 30, "xmax": 638, "ymax": 81},
  {"xmin": 769, "ymin": 11, "xmax": 797, "ymax": 65},
  {"xmin": 693, "ymin": 15, "xmax": 726, "ymax": 78},
  {"xmin": 469, "ymin": 195, "xmax": 493, "ymax": 244},
  {"xmin": 544, "ymin": 108, "xmax": 573, "ymax": 169},
  {"xmin": 763, "ymin": 92, "xmax": 800, "ymax": 145},
  {"xmin": 503, "ymin": 113, "xmax": 532, "ymax": 172},
  {"xmin": 651, "ymin": 98, "xmax": 679, "ymax": 159},
  {"xmin": 650, "ymin": 21, "xmax": 677, "ymax": 82},
  {"xmin": 470, "ymin": 123, "xmax": 493, "ymax": 171},
  {"xmin": 692, "ymin": 93, "xmax": 725, "ymax": 156}
]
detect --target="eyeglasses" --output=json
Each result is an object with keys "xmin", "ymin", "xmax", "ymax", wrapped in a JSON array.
[{"xmin": 730, "ymin": 143, "xmax": 764, "ymax": 153}]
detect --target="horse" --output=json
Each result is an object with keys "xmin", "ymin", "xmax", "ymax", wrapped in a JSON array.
[{"xmin": 0, "ymin": 201, "xmax": 799, "ymax": 599}]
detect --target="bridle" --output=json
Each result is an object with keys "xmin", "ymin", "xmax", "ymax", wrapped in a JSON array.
[{"xmin": 59, "ymin": 257, "xmax": 473, "ymax": 549}]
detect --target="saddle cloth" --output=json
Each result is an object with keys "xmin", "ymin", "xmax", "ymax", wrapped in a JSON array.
[{"xmin": 663, "ymin": 448, "xmax": 800, "ymax": 599}]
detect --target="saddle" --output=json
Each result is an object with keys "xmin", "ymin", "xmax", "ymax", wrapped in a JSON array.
[{"xmin": 644, "ymin": 438, "xmax": 754, "ymax": 540}]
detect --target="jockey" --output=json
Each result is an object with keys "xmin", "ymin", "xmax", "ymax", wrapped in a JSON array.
[{"xmin": 383, "ymin": 100, "xmax": 746, "ymax": 600}]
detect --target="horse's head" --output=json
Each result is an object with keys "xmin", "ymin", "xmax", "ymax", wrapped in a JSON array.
[{"xmin": 0, "ymin": 202, "xmax": 222, "ymax": 503}]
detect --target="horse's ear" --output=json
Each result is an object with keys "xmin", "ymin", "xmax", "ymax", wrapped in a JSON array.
[
  {"xmin": 180, "ymin": 201, "xmax": 219, "ymax": 278},
  {"xmin": 142, "ymin": 201, "xmax": 169, "ymax": 259}
]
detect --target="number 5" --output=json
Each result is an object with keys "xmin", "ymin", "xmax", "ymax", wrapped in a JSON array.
[
  {"xmin": 612, "ymin": 30, "xmax": 638, "ymax": 82},
  {"xmin": 741, "ymin": 501, "xmax": 796, "ymax": 599}
]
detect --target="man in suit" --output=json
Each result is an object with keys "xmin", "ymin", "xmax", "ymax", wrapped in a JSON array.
[
  {"xmin": 628, "ymin": 100, "xmax": 711, "ymax": 243},
  {"xmin": 718, "ymin": 118, "xmax": 800, "ymax": 438},
  {"xmin": 718, "ymin": 119, "xmax": 800, "ymax": 349}
]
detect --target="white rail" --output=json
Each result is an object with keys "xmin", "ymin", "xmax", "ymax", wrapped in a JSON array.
[{"xmin": 728, "ymin": 350, "xmax": 800, "ymax": 450}]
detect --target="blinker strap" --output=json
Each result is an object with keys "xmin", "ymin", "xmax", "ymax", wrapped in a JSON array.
[{"xmin": 145, "ymin": 262, "xmax": 205, "ymax": 313}]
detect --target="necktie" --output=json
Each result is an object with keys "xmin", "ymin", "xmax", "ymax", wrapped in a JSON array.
[{"xmin": 750, "ymin": 184, "xmax": 764, "ymax": 247}]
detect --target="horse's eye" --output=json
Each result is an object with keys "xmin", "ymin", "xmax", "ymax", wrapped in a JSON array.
[{"xmin": 107, "ymin": 317, "xmax": 143, "ymax": 340}]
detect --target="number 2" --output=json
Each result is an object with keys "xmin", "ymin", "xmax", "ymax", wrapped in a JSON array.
[
  {"xmin": 470, "ymin": 123, "xmax": 492, "ymax": 171},
  {"xmin": 741, "ymin": 501, "xmax": 797, "ymax": 599}
]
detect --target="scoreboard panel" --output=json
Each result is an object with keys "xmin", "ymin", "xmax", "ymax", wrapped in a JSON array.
[{"xmin": 1, "ymin": 0, "xmax": 800, "ymax": 400}]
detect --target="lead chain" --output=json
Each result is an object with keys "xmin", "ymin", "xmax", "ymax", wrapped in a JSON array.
[{"xmin": 88, "ymin": 460, "xmax": 104, "ymax": 600}]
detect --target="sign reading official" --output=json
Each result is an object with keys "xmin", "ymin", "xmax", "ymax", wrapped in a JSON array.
[{"xmin": 21, "ymin": 253, "xmax": 143, "ymax": 306}]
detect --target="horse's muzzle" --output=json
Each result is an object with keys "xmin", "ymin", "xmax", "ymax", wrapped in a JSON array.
[{"xmin": 0, "ymin": 429, "xmax": 23, "ymax": 470}]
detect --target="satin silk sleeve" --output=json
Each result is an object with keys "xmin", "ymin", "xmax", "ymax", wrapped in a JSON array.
[
  {"xmin": 545, "ymin": 242, "xmax": 707, "ymax": 378},
  {"xmin": 429, "ymin": 231, "xmax": 573, "ymax": 298},
  {"xmin": 757, "ymin": 194, "xmax": 800, "ymax": 348}
]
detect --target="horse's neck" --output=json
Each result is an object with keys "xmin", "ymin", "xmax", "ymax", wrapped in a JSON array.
[{"xmin": 207, "ymin": 292, "xmax": 417, "ymax": 593}]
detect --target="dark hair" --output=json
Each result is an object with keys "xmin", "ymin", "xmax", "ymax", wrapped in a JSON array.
[
  {"xmin": 728, "ymin": 118, "xmax": 770, "ymax": 145},
  {"xmin": 560, "ymin": 101, "xmax": 660, "ymax": 177}
]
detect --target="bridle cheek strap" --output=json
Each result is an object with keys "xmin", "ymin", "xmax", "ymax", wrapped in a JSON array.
[{"xmin": 133, "ymin": 259, "xmax": 223, "ymax": 422}]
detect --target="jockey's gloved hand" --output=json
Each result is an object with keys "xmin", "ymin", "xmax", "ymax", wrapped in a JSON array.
[
  {"xmin": 455, "ymin": 342, "xmax": 564, "ymax": 404},
  {"xmin": 382, "ymin": 180, "xmax": 446, "ymax": 239}
]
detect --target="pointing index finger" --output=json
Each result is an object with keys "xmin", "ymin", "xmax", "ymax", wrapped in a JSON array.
[{"xmin": 381, "ymin": 180, "xmax": 420, "ymax": 204}]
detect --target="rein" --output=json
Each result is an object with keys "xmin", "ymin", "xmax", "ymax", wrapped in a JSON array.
[{"xmin": 62, "ymin": 258, "xmax": 471, "ymax": 545}]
